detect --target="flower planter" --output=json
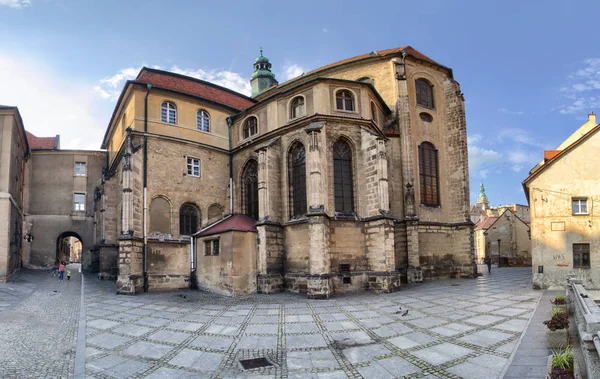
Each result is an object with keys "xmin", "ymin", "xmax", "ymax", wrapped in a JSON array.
[
  {"xmin": 553, "ymin": 304, "xmax": 568, "ymax": 314},
  {"xmin": 545, "ymin": 355, "xmax": 581, "ymax": 379},
  {"xmin": 546, "ymin": 328, "xmax": 569, "ymax": 349}
]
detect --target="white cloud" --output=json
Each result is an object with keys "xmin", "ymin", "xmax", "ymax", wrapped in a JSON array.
[
  {"xmin": 497, "ymin": 128, "xmax": 546, "ymax": 148},
  {"xmin": 0, "ymin": 0, "xmax": 31, "ymax": 8},
  {"xmin": 0, "ymin": 54, "xmax": 107, "ymax": 150},
  {"xmin": 281, "ymin": 64, "xmax": 305, "ymax": 81},
  {"xmin": 94, "ymin": 65, "xmax": 252, "ymax": 99},
  {"xmin": 498, "ymin": 108, "xmax": 524, "ymax": 115},
  {"xmin": 468, "ymin": 144, "xmax": 502, "ymax": 172},
  {"xmin": 558, "ymin": 58, "xmax": 600, "ymax": 115},
  {"xmin": 322, "ymin": 28, "xmax": 329, "ymax": 33},
  {"xmin": 506, "ymin": 149, "xmax": 539, "ymax": 172}
]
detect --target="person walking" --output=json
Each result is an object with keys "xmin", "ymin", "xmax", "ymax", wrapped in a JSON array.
[
  {"xmin": 66, "ymin": 268, "xmax": 71, "ymax": 281},
  {"xmin": 485, "ymin": 257, "xmax": 492, "ymax": 274},
  {"xmin": 58, "ymin": 262, "xmax": 65, "ymax": 280},
  {"xmin": 52, "ymin": 262, "xmax": 58, "ymax": 276}
]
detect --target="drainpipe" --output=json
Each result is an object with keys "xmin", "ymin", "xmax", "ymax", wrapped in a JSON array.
[
  {"xmin": 227, "ymin": 117, "xmax": 234, "ymax": 213},
  {"xmin": 143, "ymin": 83, "xmax": 152, "ymax": 292}
]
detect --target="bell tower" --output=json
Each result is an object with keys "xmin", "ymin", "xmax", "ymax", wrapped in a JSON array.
[{"xmin": 250, "ymin": 49, "xmax": 278, "ymax": 97}]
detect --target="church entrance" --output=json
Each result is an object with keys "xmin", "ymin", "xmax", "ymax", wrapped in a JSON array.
[{"xmin": 56, "ymin": 232, "xmax": 83, "ymax": 265}]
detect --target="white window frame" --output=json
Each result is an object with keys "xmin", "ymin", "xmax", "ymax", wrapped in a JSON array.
[
  {"xmin": 572, "ymin": 198, "xmax": 588, "ymax": 215},
  {"xmin": 74, "ymin": 193, "xmax": 86, "ymax": 211},
  {"xmin": 187, "ymin": 157, "xmax": 200, "ymax": 177},
  {"xmin": 161, "ymin": 101, "xmax": 177, "ymax": 124},
  {"xmin": 197, "ymin": 109, "xmax": 210, "ymax": 132},
  {"xmin": 242, "ymin": 116, "xmax": 259, "ymax": 140},
  {"xmin": 289, "ymin": 95, "xmax": 306, "ymax": 120},
  {"xmin": 334, "ymin": 89, "xmax": 357, "ymax": 112},
  {"xmin": 75, "ymin": 162, "xmax": 87, "ymax": 177}
]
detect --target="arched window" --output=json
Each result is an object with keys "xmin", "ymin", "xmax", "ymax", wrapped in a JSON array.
[
  {"xmin": 288, "ymin": 142, "xmax": 306, "ymax": 218},
  {"xmin": 161, "ymin": 101, "xmax": 177, "ymax": 124},
  {"xmin": 241, "ymin": 160, "xmax": 259, "ymax": 220},
  {"xmin": 419, "ymin": 142, "xmax": 440, "ymax": 206},
  {"xmin": 415, "ymin": 79, "xmax": 434, "ymax": 108},
  {"xmin": 150, "ymin": 197, "xmax": 171, "ymax": 233},
  {"xmin": 290, "ymin": 96, "xmax": 305, "ymax": 119},
  {"xmin": 333, "ymin": 140, "xmax": 354, "ymax": 213},
  {"xmin": 243, "ymin": 116, "xmax": 258, "ymax": 139},
  {"xmin": 371, "ymin": 102, "xmax": 378, "ymax": 124},
  {"xmin": 179, "ymin": 203, "xmax": 199, "ymax": 235},
  {"xmin": 335, "ymin": 90, "xmax": 355, "ymax": 112},
  {"xmin": 197, "ymin": 110, "xmax": 210, "ymax": 132}
]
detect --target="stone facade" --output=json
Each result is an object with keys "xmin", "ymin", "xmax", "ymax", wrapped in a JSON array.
[
  {"xmin": 524, "ymin": 112, "xmax": 600, "ymax": 289},
  {"xmin": 90, "ymin": 46, "xmax": 475, "ymax": 296}
]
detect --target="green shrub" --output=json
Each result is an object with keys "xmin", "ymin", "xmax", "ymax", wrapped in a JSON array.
[
  {"xmin": 551, "ymin": 345, "xmax": 573, "ymax": 370},
  {"xmin": 553, "ymin": 295, "xmax": 567, "ymax": 305}
]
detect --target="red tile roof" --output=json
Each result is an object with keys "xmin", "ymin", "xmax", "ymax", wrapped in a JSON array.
[
  {"xmin": 474, "ymin": 217, "xmax": 499, "ymax": 231},
  {"xmin": 136, "ymin": 68, "xmax": 256, "ymax": 110},
  {"xmin": 26, "ymin": 131, "xmax": 58, "ymax": 149},
  {"xmin": 195, "ymin": 214, "xmax": 257, "ymax": 237}
]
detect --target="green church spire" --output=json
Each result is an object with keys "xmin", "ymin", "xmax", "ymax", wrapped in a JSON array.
[
  {"xmin": 250, "ymin": 48, "xmax": 278, "ymax": 97},
  {"xmin": 477, "ymin": 182, "xmax": 489, "ymax": 209}
]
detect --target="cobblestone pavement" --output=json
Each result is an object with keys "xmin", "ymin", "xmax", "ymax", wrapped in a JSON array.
[
  {"xmin": 82, "ymin": 266, "xmax": 541, "ymax": 379},
  {"xmin": 0, "ymin": 265, "xmax": 82, "ymax": 379}
]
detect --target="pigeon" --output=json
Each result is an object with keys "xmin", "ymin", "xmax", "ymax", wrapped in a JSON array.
[
  {"xmin": 394, "ymin": 306, "xmax": 402, "ymax": 314},
  {"xmin": 401, "ymin": 309, "xmax": 409, "ymax": 317}
]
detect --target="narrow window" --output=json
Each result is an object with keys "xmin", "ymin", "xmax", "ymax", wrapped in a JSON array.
[
  {"xmin": 335, "ymin": 90, "xmax": 355, "ymax": 112},
  {"xmin": 241, "ymin": 159, "xmax": 259, "ymax": 220},
  {"xmin": 371, "ymin": 102, "xmax": 378, "ymax": 124},
  {"xmin": 74, "ymin": 193, "xmax": 86, "ymax": 211},
  {"xmin": 572, "ymin": 198, "xmax": 588, "ymax": 215},
  {"xmin": 573, "ymin": 243, "xmax": 590, "ymax": 268},
  {"xmin": 161, "ymin": 102, "xmax": 177, "ymax": 124},
  {"xmin": 333, "ymin": 140, "xmax": 354, "ymax": 213},
  {"xmin": 243, "ymin": 117, "xmax": 258, "ymax": 139},
  {"xmin": 75, "ymin": 162, "xmax": 86, "ymax": 176},
  {"xmin": 187, "ymin": 157, "xmax": 200, "ymax": 177},
  {"xmin": 288, "ymin": 142, "xmax": 306, "ymax": 218},
  {"xmin": 197, "ymin": 110, "xmax": 210, "ymax": 132},
  {"xmin": 180, "ymin": 203, "xmax": 199, "ymax": 235},
  {"xmin": 415, "ymin": 79, "xmax": 434, "ymax": 108},
  {"xmin": 419, "ymin": 142, "xmax": 440, "ymax": 206},
  {"xmin": 205, "ymin": 239, "xmax": 220, "ymax": 256},
  {"xmin": 290, "ymin": 96, "xmax": 305, "ymax": 119}
]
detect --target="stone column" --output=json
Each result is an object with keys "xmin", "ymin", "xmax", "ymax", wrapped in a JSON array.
[
  {"xmin": 256, "ymin": 143, "xmax": 284, "ymax": 293},
  {"xmin": 396, "ymin": 60, "xmax": 421, "ymax": 282},
  {"xmin": 116, "ymin": 133, "xmax": 143, "ymax": 294},
  {"xmin": 305, "ymin": 122, "xmax": 331, "ymax": 299}
]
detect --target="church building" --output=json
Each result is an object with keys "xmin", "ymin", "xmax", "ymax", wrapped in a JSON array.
[{"xmin": 93, "ymin": 46, "xmax": 475, "ymax": 298}]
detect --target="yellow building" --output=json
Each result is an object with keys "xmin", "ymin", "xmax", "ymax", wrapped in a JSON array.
[{"xmin": 524, "ymin": 112, "xmax": 600, "ymax": 289}]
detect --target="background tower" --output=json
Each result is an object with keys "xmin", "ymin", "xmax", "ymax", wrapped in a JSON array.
[{"xmin": 250, "ymin": 49, "xmax": 278, "ymax": 96}]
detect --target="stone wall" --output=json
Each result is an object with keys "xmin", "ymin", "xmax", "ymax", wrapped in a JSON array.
[{"xmin": 147, "ymin": 240, "xmax": 189, "ymax": 290}]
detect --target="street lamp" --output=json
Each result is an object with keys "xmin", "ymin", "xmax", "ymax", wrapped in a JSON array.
[{"xmin": 497, "ymin": 239, "xmax": 502, "ymax": 265}]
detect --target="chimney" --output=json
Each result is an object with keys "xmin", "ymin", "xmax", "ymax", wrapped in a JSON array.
[{"xmin": 589, "ymin": 111, "xmax": 596, "ymax": 124}]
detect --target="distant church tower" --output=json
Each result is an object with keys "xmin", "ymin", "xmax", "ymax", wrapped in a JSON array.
[
  {"xmin": 476, "ymin": 182, "xmax": 489, "ymax": 210},
  {"xmin": 251, "ymin": 49, "xmax": 278, "ymax": 96}
]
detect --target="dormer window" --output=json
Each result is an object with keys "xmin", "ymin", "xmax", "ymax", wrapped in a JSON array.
[
  {"xmin": 197, "ymin": 110, "xmax": 210, "ymax": 132},
  {"xmin": 243, "ymin": 117, "xmax": 258, "ymax": 139},
  {"xmin": 290, "ymin": 96, "xmax": 305, "ymax": 119},
  {"xmin": 161, "ymin": 101, "xmax": 177, "ymax": 124},
  {"xmin": 336, "ymin": 90, "xmax": 355, "ymax": 112}
]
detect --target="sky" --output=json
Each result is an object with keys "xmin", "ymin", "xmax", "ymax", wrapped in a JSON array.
[{"xmin": 1, "ymin": 0, "xmax": 599, "ymax": 206}]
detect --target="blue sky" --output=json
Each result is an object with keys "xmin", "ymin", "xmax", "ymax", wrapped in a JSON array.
[{"xmin": 1, "ymin": 0, "xmax": 599, "ymax": 206}]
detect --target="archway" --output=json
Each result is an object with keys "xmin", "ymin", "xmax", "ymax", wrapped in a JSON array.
[{"xmin": 56, "ymin": 231, "xmax": 83, "ymax": 265}]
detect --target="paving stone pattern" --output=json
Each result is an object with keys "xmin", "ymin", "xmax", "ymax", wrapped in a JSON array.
[
  {"xmin": 0, "ymin": 265, "xmax": 82, "ymax": 379},
  {"xmin": 83, "ymin": 266, "xmax": 540, "ymax": 378}
]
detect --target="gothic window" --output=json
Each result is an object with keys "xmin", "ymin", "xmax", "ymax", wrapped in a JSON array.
[
  {"xmin": 333, "ymin": 140, "xmax": 354, "ymax": 213},
  {"xmin": 179, "ymin": 203, "xmax": 199, "ymax": 235},
  {"xmin": 150, "ymin": 197, "xmax": 171, "ymax": 233},
  {"xmin": 335, "ymin": 90, "xmax": 355, "ymax": 112},
  {"xmin": 415, "ymin": 79, "xmax": 434, "ymax": 108},
  {"xmin": 243, "ymin": 116, "xmax": 258, "ymax": 139},
  {"xmin": 241, "ymin": 160, "xmax": 259, "ymax": 220},
  {"xmin": 288, "ymin": 142, "xmax": 306, "ymax": 218},
  {"xmin": 161, "ymin": 101, "xmax": 177, "ymax": 124},
  {"xmin": 419, "ymin": 142, "xmax": 440, "ymax": 206},
  {"xmin": 290, "ymin": 96, "xmax": 305, "ymax": 119},
  {"xmin": 197, "ymin": 109, "xmax": 210, "ymax": 132}
]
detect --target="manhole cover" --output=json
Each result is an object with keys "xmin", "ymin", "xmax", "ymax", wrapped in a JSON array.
[{"xmin": 239, "ymin": 357, "xmax": 273, "ymax": 370}]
